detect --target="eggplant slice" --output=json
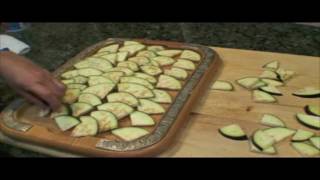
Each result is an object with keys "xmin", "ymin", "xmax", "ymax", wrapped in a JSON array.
[
  {"xmin": 112, "ymin": 127, "xmax": 149, "ymax": 141},
  {"xmin": 106, "ymin": 92, "xmax": 139, "ymax": 107},
  {"xmin": 70, "ymin": 102, "xmax": 94, "ymax": 117},
  {"xmin": 252, "ymin": 130, "xmax": 276, "ymax": 150},
  {"xmin": 291, "ymin": 129, "xmax": 315, "ymax": 142},
  {"xmin": 259, "ymin": 86, "xmax": 282, "ymax": 96},
  {"xmin": 262, "ymin": 60, "xmax": 279, "ymax": 71},
  {"xmin": 97, "ymin": 102, "xmax": 134, "ymax": 119},
  {"xmin": 133, "ymin": 72, "xmax": 157, "ymax": 84},
  {"xmin": 118, "ymin": 82, "xmax": 154, "ymax": 98},
  {"xmin": 130, "ymin": 111, "xmax": 155, "ymax": 126},
  {"xmin": 296, "ymin": 113, "xmax": 320, "ymax": 130},
  {"xmin": 149, "ymin": 89, "xmax": 172, "ymax": 104},
  {"xmin": 292, "ymin": 87, "xmax": 320, "ymax": 98},
  {"xmin": 219, "ymin": 124, "xmax": 247, "ymax": 140},
  {"xmin": 179, "ymin": 50, "xmax": 201, "ymax": 62},
  {"xmin": 304, "ymin": 105, "xmax": 320, "ymax": 117},
  {"xmin": 291, "ymin": 142, "xmax": 320, "ymax": 156},
  {"xmin": 71, "ymin": 116, "xmax": 98, "ymax": 137},
  {"xmin": 54, "ymin": 116, "xmax": 80, "ymax": 131},
  {"xmin": 309, "ymin": 137, "xmax": 320, "ymax": 149},
  {"xmin": 90, "ymin": 110, "xmax": 118, "ymax": 132},
  {"xmin": 164, "ymin": 67, "xmax": 188, "ymax": 80},
  {"xmin": 78, "ymin": 93, "xmax": 102, "ymax": 106},
  {"xmin": 263, "ymin": 127, "xmax": 296, "ymax": 142},
  {"xmin": 211, "ymin": 81, "xmax": 234, "ymax": 91},
  {"xmin": 156, "ymin": 75, "xmax": 182, "ymax": 90},
  {"xmin": 252, "ymin": 90, "xmax": 277, "ymax": 103},
  {"xmin": 63, "ymin": 88, "xmax": 81, "ymax": 104},
  {"xmin": 260, "ymin": 114, "xmax": 286, "ymax": 127},
  {"xmin": 137, "ymin": 99, "xmax": 165, "ymax": 114}
]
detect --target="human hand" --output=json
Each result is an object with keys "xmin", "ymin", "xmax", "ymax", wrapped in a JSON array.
[{"xmin": 0, "ymin": 51, "xmax": 66, "ymax": 111}]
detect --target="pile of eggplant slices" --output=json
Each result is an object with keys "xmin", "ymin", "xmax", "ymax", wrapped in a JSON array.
[
  {"xmin": 43, "ymin": 40, "xmax": 201, "ymax": 142},
  {"xmin": 212, "ymin": 60, "xmax": 320, "ymax": 157}
]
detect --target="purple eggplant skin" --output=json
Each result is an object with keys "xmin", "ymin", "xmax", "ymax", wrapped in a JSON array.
[
  {"xmin": 292, "ymin": 93, "xmax": 320, "ymax": 98},
  {"xmin": 296, "ymin": 115, "xmax": 320, "ymax": 130},
  {"xmin": 304, "ymin": 105, "xmax": 320, "ymax": 117},
  {"xmin": 258, "ymin": 88, "xmax": 283, "ymax": 96}
]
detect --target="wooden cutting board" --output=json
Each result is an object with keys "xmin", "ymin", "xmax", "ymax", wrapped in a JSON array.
[
  {"xmin": 160, "ymin": 47, "xmax": 320, "ymax": 157},
  {"xmin": 0, "ymin": 47, "xmax": 319, "ymax": 157}
]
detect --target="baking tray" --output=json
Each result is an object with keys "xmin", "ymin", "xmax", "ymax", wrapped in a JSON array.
[{"xmin": 0, "ymin": 38, "xmax": 222, "ymax": 157}]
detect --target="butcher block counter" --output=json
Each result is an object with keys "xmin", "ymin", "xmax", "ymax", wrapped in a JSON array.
[{"xmin": 1, "ymin": 46, "xmax": 319, "ymax": 157}]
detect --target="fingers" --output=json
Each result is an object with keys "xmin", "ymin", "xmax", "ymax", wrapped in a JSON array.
[
  {"xmin": 28, "ymin": 84, "xmax": 62, "ymax": 111},
  {"xmin": 15, "ymin": 88, "xmax": 47, "ymax": 109},
  {"xmin": 40, "ymin": 70, "xmax": 66, "ymax": 98}
]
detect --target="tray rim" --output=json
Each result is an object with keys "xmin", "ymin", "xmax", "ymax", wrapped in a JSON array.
[{"xmin": 0, "ymin": 38, "xmax": 222, "ymax": 157}]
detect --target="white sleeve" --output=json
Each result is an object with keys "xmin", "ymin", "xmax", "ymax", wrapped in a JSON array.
[{"xmin": 0, "ymin": 34, "xmax": 31, "ymax": 55}]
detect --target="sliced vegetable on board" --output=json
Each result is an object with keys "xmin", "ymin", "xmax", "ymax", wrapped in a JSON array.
[
  {"xmin": 63, "ymin": 88, "xmax": 81, "ymax": 104},
  {"xmin": 133, "ymin": 72, "xmax": 157, "ymax": 84},
  {"xmin": 77, "ymin": 68, "xmax": 103, "ymax": 77},
  {"xmin": 259, "ymin": 70, "xmax": 280, "ymax": 80},
  {"xmin": 116, "ymin": 51, "xmax": 129, "ymax": 62},
  {"xmin": 248, "ymin": 139, "xmax": 277, "ymax": 155},
  {"xmin": 309, "ymin": 137, "xmax": 320, "ymax": 149},
  {"xmin": 211, "ymin": 81, "xmax": 234, "ymax": 91},
  {"xmin": 78, "ymin": 93, "xmax": 102, "ymax": 106},
  {"xmin": 156, "ymin": 75, "xmax": 182, "ymax": 90},
  {"xmin": 262, "ymin": 60, "xmax": 279, "ymax": 71},
  {"xmin": 82, "ymin": 83, "xmax": 115, "ymax": 99},
  {"xmin": 219, "ymin": 124, "xmax": 247, "ymax": 140},
  {"xmin": 152, "ymin": 56, "xmax": 175, "ymax": 66},
  {"xmin": 119, "ymin": 44, "xmax": 146, "ymax": 56},
  {"xmin": 260, "ymin": 114, "xmax": 286, "ymax": 127},
  {"xmin": 252, "ymin": 130, "xmax": 276, "ymax": 150},
  {"xmin": 296, "ymin": 113, "xmax": 320, "ymax": 130},
  {"xmin": 292, "ymin": 87, "xmax": 320, "ymax": 98},
  {"xmin": 105, "ymin": 67, "xmax": 134, "ymax": 76},
  {"xmin": 102, "ymin": 71, "xmax": 125, "ymax": 83},
  {"xmin": 304, "ymin": 105, "xmax": 320, "ymax": 117},
  {"xmin": 117, "ymin": 61, "xmax": 139, "ymax": 71},
  {"xmin": 130, "ymin": 111, "xmax": 155, "ymax": 126},
  {"xmin": 128, "ymin": 56, "xmax": 150, "ymax": 66},
  {"xmin": 179, "ymin": 50, "xmax": 201, "ymax": 61},
  {"xmin": 90, "ymin": 111, "xmax": 118, "ymax": 132},
  {"xmin": 106, "ymin": 92, "xmax": 139, "ymax": 107},
  {"xmin": 120, "ymin": 76, "xmax": 154, "ymax": 89},
  {"xmin": 118, "ymin": 83, "xmax": 154, "ymax": 98},
  {"xmin": 70, "ymin": 102, "xmax": 94, "ymax": 117},
  {"xmin": 74, "ymin": 58, "xmax": 113, "ymax": 72},
  {"xmin": 136, "ymin": 50, "xmax": 157, "ymax": 58},
  {"xmin": 88, "ymin": 76, "xmax": 114, "ymax": 86},
  {"xmin": 291, "ymin": 129, "xmax": 315, "ymax": 142},
  {"xmin": 66, "ymin": 83, "xmax": 87, "ymax": 90},
  {"xmin": 260, "ymin": 79, "xmax": 284, "ymax": 87},
  {"xmin": 54, "ymin": 116, "xmax": 80, "ymax": 131},
  {"xmin": 97, "ymin": 102, "xmax": 134, "ymax": 119},
  {"xmin": 97, "ymin": 44, "xmax": 119, "ymax": 53},
  {"xmin": 147, "ymin": 45, "xmax": 165, "ymax": 52},
  {"xmin": 236, "ymin": 77, "xmax": 260, "ymax": 89},
  {"xmin": 140, "ymin": 65, "xmax": 162, "ymax": 76},
  {"xmin": 156, "ymin": 49, "xmax": 182, "ymax": 57},
  {"xmin": 61, "ymin": 70, "xmax": 79, "ymax": 79},
  {"xmin": 259, "ymin": 86, "xmax": 282, "ymax": 96},
  {"xmin": 164, "ymin": 67, "xmax": 188, "ymax": 80},
  {"xmin": 149, "ymin": 89, "xmax": 172, "ymax": 104},
  {"xmin": 276, "ymin": 68, "xmax": 295, "ymax": 81},
  {"xmin": 137, "ymin": 99, "xmax": 165, "ymax": 114},
  {"xmin": 252, "ymin": 90, "xmax": 277, "ymax": 103},
  {"xmin": 50, "ymin": 105, "xmax": 69, "ymax": 118},
  {"xmin": 263, "ymin": 127, "xmax": 296, "ymax": 142},
  {"xmin": 112, "ymin": 127, "xmax": 149, "ymax": 141},
  {"xmin": 291, "ymin": 142, "xmax": 320, "ymax": 156},
  {"xmin": 71, "ymin": 116, "xmax": 98, "ymax": 137},
  {"xmin": 173, "ymin": 59, "xmax": 195, "ymax": 70}
]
